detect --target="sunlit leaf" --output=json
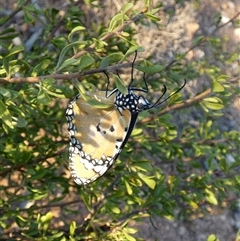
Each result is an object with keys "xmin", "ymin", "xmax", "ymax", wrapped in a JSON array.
[
  {"xmin": 0, "ymin": 99, "xmax": 13, "ymax": 128},
  {"xmin": 114, "ymin": 74, "xmax": 128, "ymax": 95},
  {"xmin": 37, "ymin": 88, "xmax": 52, "ymax": 105},
  {"xmin": 56, "ymin": 41, "xmax": 88, "ymax": 70},
  {"xmin": 205, "ymin": 188, "xmax": 218, "ymax": 205},
  {"xmin": 121, "ymin": 3, "xmax": 134, "ymax": 14},
  {"xmin": 69, "ymin": 221, "xmax": 76, "ymax": 237},
  {"xmin": 135, "ymin": 64, "xmax": 164, "ymax": 74},
  {"xmin": 207, "ymin": 234, "xmax": 220, "ymax": 241},
  {"xmin": 68, "ymin": 26, "xmax": 86, "ymax": 42},
  {"xmin": 138, "ymin": 173, "xmax": 156, "ymax": 189},
  {"xmin": 212, "ymin": 81, "xmax": 224, "ymax": 92},
  {"xmin": 100, "ymin": 53, "xmax": 124, "ymax": 68},
  {"xmin": 12, "ymin": 116, "xmax": 28, "ymax": 127},
  {"xmin": 78, "ymin": 55, "xmax": 95, "ymax": 71}
]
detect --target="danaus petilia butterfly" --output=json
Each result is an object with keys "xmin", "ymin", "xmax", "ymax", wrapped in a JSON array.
[{"xmin": 66, "ymin": 52, "xmax": 186, "ymax": 185}]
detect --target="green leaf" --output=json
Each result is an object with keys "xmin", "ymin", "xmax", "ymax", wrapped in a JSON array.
[
  {"xmin": 40, "ymin": 212, "xmax": 53, "ymax": 223},
  {"xmin": 202, "ymin": 97, "xmax": 224, "ymax": 110},
  {"xmin": 57, "ymin": 58, "xmax": 80, "ymax": 72},
  {"xmin": 124, "ymin": 46, "xmax": 145, "ymax": 59},
  {"xmin": 135, "ymin": 64, "xmax": 164, "ymax": 74},
  {"xmin": 77, "ymin": 85, "xmax": 114, "ymax": 109},
  {"xmin": 55, "ymin": 41, "xmax": 88, "ymax": 70},
  {"xmin": 110, "ymin": 206, "xmax": 121, "ymax": 214},
  {"xmin": 0, "ymin": 16, "xmax": 9, "ymax": 26},
  {"xmin": 68, "ymin": 26, "xmax": 86, "ymax": 42},
  {"xmin": 40, "ymin": 212, "xmax": 53, "ymax": 232},
  {"xmin": 131, "ymin": 128, "xmax": 142, "ymax": 136},
  {"xmin": 16, "ymin": 215, "xmax": 28, "ymax": 228},
  {"xmin": 124, "ymin": 179, "xmax": 133, "ymax": 195},
  {"xmin": 209, "ymin": 37, "xmax": 221, "ymax": 47},
  {"xmin": 123, "ymin": 227, "xmax": 137, "ymax": 235},
  {"xmin": 205, "ymin": 188, "xmax": 218, "ymax": 205},
  {"xmin": 100, "ymin": 53, "xmax": 124, "ymax": 68},
  {"xmin": 216, "ymin": 75, "xmax": 229, "ymax": 82},
  {"xmin": 69, "ymin": 221, "xmax": 76, "ymax": 237},
  {"xmin": 212, "ymin": 81, "xmax": 225, "ymax": 92},
  {"xmin": 0, "ymin": 87, "xmax": 11, "ymax": 98},
  {"xmin": 12, "ymin": 116, "xmax": 28, "ymax": 128},
  {"xmin": 81, "ymin": 192, "xmax": 92, "ymax": 211},
  {"xmin": 207, "ymin": 234, "xmax": 220, "ymax": 241},
  {"xmin": 113, "ymin": 74, "xmax": 128, "ymax": 95},
  {"xmin": 23, "ymin": 5, "xmax": 38, "ymax": 23},
  {"xmin": 37, "ymin": 88, "xmax": 52, "ymax": 105},
  {"xmin": 0, "ymin": 99, "xmax": 13, "ymax": 129},
  {"xmin": 133, "ymin": 162, "xmax": 153, "ymax": 172},
  {"xmin": 43, "ymin": 80, "xmax": 73, "ymax": 98},
  {"xmin": 44, "ymin": 8, "xmax": 59, "ymax": 23},
  {"xmin": 108, "ymin": 13, "xmax": 127, "ymax": 32},
  {"xmin": 33, "ymin": 192, "xmax": 48, "ymax": 201},
  {"xmin": 14, "ymin": 59, "xmax": 30, "ymax": 72},
  {"xmin": 144, "ymin": 11, "xmax": 161, "ymax": 22},
  {"xmin": 92, "ymin": 38, "xmax": 108, "ymax": 51},
  {"xmin": 121, "ymin": 3, "xmax": 134, "ymax": 14},
  {"xmin": 78, "ymin": 55, "xmax": 95, "ymax": 71},
  {"xmin": 123, "ymin": 229, "xmax": 136, "ymax": 241},
  {"xmin": 85, "ymin": 98, "xmax": 113, "ymax": 109},
  {"xmin": 0, "ymin": 27, "xmax": 19, "ymax": 40},
  {"xmin": 138, "ymin": 173, "xmax": 156, "ymax": 189},
  {"xmin": 192, "ymin": 36, "xmax": 205, "ymax": 45},
  {"xmin": 3, "ymin": 45, "xmax": 25, "ymax": 75},
  {"xmin": 32, "ymin": 59, "xmax": 51, "ymax": 77}
]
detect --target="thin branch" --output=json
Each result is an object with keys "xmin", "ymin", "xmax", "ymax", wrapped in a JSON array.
[
  {"xmin": 18, "ymin": 198, "xmax": 82, "ymax": 212},
  {"xmin": 159, "ymin": 88, "xmax": 212, "ymax": 114},
  {"xmin": 140, "ymin": 88, "xmax": 212, "ymax": 124},
  {"xmin": 0, "ymin": 62, "xmax": 136, "ymax": 83},
  {"xmin": 212, "ymin": 11, "xmax": 240, "ymax": 35},
  {"xmin": 147, "ymin": 137, "xmax": 229, "ymax": 146},
  {"xmin": 0, "ymin": 149, "xmax": 65, "ymax": 176}
]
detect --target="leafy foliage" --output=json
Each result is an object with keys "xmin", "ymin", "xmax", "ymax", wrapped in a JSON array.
[{"xmin": 0, "ymin": 1, "xmax": 239, "ymax": 240}]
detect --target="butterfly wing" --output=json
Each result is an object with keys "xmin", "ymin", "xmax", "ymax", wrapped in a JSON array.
[{"xmin": 66, "ymin": 90, "xmax": 134, "ymax": 185}]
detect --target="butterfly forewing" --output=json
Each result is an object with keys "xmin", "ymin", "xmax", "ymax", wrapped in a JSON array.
[{"xmin": 66, "ymin": 91, "xmax": 132, "ymax": 185}]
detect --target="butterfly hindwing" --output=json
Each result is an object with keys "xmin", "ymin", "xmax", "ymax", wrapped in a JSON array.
[{"xmin": 66, "ymin": 91, "xmax": 133, "ymax": 185}]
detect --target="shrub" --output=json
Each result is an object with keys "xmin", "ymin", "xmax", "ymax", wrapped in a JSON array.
[{"xmin": 0, "ymin": 1, "xmax": 239, "ymax": 240}]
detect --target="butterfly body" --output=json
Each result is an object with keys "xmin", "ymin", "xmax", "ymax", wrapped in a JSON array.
[{"xmin": 115, "ymin": 90, "xmax": 150, "ymax": 113}]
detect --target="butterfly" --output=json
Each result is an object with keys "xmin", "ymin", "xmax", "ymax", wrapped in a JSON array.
[{"xmin": 65, "ymin": 52, "xmax": 185, "ymax": 185}]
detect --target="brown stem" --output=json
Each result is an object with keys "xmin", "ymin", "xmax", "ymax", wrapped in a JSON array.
[
  {"xmin": 140, "ymin": 88, "xmax": 212, "ymax": 123},
  {"xmin": 0, "ymin": 62, "xmax": 136, "ymax": 83}
]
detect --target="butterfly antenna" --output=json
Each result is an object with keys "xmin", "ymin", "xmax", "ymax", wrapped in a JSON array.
[
  {"xmin": 103, "ymin": 71, "xmax": 111, "ymax": 97},
  {"xmin": 142, "ymin": 72, "xmax": 149, "ymax": 93},
  {"xmin": 129, "ymin": 51, "xmax": 138, "ymax": 87},
  {"xmin": 151, "ymin": 79, "xmax": 186, "ymax": 108}
]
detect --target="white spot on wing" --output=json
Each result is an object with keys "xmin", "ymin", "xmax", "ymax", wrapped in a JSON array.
[{"xmin": 94, "ymin": 165, "xmax": 108, "ymax": 175}]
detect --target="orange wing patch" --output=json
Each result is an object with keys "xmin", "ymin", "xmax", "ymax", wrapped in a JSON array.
[{"xmin": 66, "ymin": 91, "xmax": 131, "ymax": 185}]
